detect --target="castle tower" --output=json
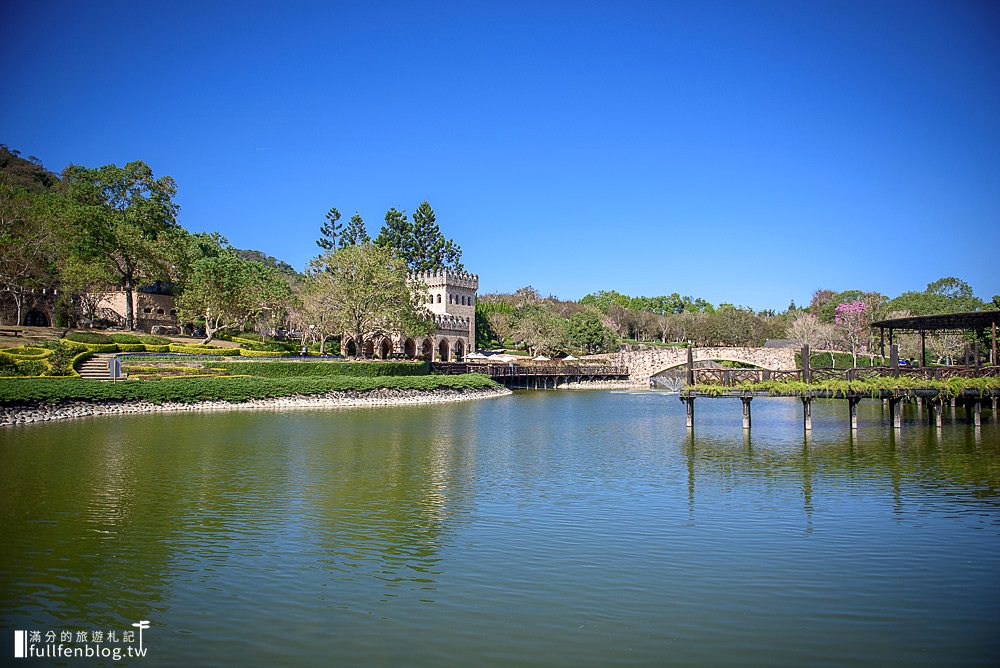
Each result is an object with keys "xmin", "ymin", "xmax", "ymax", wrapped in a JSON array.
[{"xmin": 410, "ymin": 270, "xmax": 478, "ymax": 361}]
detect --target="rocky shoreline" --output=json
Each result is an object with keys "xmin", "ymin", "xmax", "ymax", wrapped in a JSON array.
[{"xmin": 0, "ymin": 385, "xmax": 513, "ymax": 427}]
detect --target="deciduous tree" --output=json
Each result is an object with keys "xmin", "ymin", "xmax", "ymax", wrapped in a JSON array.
[{"xmin": 64, "ymin": 161, "xmax": 180, "ymax": 330}]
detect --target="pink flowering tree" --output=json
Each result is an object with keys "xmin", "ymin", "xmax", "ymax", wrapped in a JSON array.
[{"xmin": 834, "ymin": 300, "xmax": 869, "ymax": 368}]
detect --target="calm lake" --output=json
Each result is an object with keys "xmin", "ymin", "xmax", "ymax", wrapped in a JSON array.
[{"xmin": 2, "ymin": 390, "xmax": 998, "ymax": 666}]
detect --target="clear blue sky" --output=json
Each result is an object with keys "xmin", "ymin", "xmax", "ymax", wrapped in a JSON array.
[{"xmin": 3, "ymin": 0, "xmax": 998, "ymax": 310}]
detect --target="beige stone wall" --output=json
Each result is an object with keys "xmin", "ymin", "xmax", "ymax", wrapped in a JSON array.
[{"xmin": 94, "ymin": 291, "xmax": 178, "ymax": 331}]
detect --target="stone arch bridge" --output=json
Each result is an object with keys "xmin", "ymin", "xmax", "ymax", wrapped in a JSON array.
[{"xmin": 604, "ymin": 347, "xmax": 798, "ymax": 382}]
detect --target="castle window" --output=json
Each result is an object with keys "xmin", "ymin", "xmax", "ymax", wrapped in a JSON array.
[
  {"xmin": 143, "ymin": 307, "xmax": 153, "ymax": 314},
  {"xmin": 156, "ymin": 308, "xmax": 165, "ymax": 315},
  {"xmin": 437, "ymin": 294, "xmax": 442, "ymax": 304}
]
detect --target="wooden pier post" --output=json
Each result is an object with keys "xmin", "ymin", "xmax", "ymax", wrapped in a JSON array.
[
  {"xmin": 682, "ymin": 397, "xmax": 695, "ymax": 429},
  {"xmin": 993, "ymin": 397, "xmax": 999, "ymax": 423},
  {"xmin": 802, "ymin": 397, "xmax": 812, "ymax": 431},
  {"xmin": 931, "ymin": 399, "xmax": 943, "ymax": 428},
  {"xmin": 973, "ymin": 400, "xmax": 982, "ymax": 427},
  {"xmin": 848, "ymin": 397, "xmax": 860, "ymax": 430},
  {"xmin": 801, "ymin": 345, "xmax": 810, "ymax": 384},
  {"xmin": 889, "ymin": 398, "xmax": 902, "ymax": 429},
  {"xmin": 741, "ymin": 397, "xmax": 752, "ymax": 430},
  {"xmin": 686, "ymin": 345, "xmax": 695, "ymax": 387}
]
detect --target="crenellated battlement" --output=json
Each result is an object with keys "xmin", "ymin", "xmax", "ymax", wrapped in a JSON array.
[{"xmin": 409, "ymin": 269, "xmax": 479, "ymax": 290}]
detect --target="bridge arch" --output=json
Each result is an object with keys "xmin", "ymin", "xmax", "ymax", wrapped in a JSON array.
[{"xmin": 607, "ymin": 347, "xmax": 798, "ymax": 381}]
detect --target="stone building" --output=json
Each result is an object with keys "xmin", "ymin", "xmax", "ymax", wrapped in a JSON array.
[{"xmin": 342, "ymin": 269, "xmax": 478, "ymax": 361}]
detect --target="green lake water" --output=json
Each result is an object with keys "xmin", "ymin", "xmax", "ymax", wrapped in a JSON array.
[{"xmin": 2, "ymin": 390, "xmax": 999, "ymax": 666}]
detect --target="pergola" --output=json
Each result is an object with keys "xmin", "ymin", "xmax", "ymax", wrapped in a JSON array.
[{"xmin": 870, "ymin": 310, "xmax": 1000, "ymax": 366}]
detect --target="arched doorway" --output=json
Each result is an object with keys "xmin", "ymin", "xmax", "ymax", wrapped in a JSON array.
[
  {"xmin": 379, "ymin": 339, "xmax": 391, "ymax": 359},
  {"xmin": 404, "ymin": 338, "xmax": 417, "ymax": 358},
  {"xmin": 363, "ymin": 339, "xmax": 375, "ymax": 358},
  {"xmin": 454, "ymin": 339, "xmax": 465, "ymax": 361},
  {"xmin": 345, "ymin": 338, "xmax": 357, "ymax": 357},
  {"xmin": 438, "ymin": 338, "xmax": 450, "ymax": 362},
  {"xmin": 24, "ymin": 310, "xmax": 49, "ymax": 327},
  {"xmin": 421, "ymin": 338, "xmax": 433, "ymax": 360}
]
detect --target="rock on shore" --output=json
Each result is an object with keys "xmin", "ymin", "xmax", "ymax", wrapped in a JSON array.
[{"xmin": 0, "ymin": 386, "xmax": 513, "ymax": 427}]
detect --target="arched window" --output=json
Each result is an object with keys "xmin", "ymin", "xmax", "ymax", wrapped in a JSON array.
[{"xmin": 437, "ymin": 294, "xmax": 442, "ymax": 304}]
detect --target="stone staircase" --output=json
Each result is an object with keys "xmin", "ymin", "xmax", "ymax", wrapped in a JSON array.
[{"xmin": 76, "ymin": 354, "xmax": 122, "ymax": 381}]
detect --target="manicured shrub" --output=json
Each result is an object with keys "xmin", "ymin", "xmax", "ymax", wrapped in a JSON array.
[
  {"xmin": 3, "ymin": 346, "xmax": 52, "ymax": 360},
  {"xmin": 43, "ymin": 342, "xmax": 87, "ymax": 376},
  {"xmin": 144, "ymin": 344, "xmax": 171, "ymax": 353},
  {"xmin": 0, "ymin": 373, "xmax": 498, "ymax": 405},
  {"xmin": 139, "ymin": 335, "xmax": 171, "ymax": 345},
  {"xmin": 237, "ymin": 349, "xmax": 292, "ymax": 357},
  {"xmin": 116, "ymin": 343, "xmax": 147, "ymax": 352},
  {"xmin": 110, "ymin": 333, "xmax": 143, "ymax": 344},
  {"xmin": 169, "ymin": 344, "xmax": 241, "ymax": 356},
  {"xmin": 82, "ymin": 343, "xmax": 119, "ymax": 353},
  {"xmin": 208, "ymin": 360, "xmax": 430, "ymax": 377},
  {"xmin": 64, "ymin": 331, "xmax": 114, "ymax": 344}
]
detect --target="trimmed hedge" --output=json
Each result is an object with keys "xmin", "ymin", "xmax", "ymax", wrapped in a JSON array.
[
  {"xmin": 237, "ymin": 349, "xmax": 292, "ymax": 357},
  {"xmin": 0, "ymin": 374, "xmax": 497, "ymax": 405},
  {"xmin": 82, "ymin": 343, "xmax": 119, "ymax": 353},
  {"xmin": 145, "ymin": 344, "xmax": 171, "ymax": 353},
  {"xmin": 169, "ymin": 343, "xmax": 241, "ymax": 356},
  {"xmin": 110, "ymin": 333, "xmax": 143, "ymax": 344},
  {"xmin": 140, "ymin": 335, "xmax": 172, "ymax": 345},
  {"xmin": 2, "ymin": 346, "xmax": 52, "ymax": 360},
  {"xmin": 64, "ymin": 331, "xmax": 114, "ymax": 344},
  {"xmin": 207, "ymin": 360, "xmax": 430, "ymax": 377}
]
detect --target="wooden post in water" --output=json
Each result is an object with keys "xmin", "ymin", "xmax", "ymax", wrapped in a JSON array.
[
  {"xmin": 682, "ymin": 397, "xmax": 695, "ymax": 429},
  {"xmin": 848, "ymin": 397, "xmax": 860, "ymax": 431},
  {"xmin": 741, "ymin": 397, "xmax": 752, "ymax": 430},
  {"xmin": 889, "ymin": 397, "xmax": 902, "ymax": 429},
  {"xmin": 686, "ymin": 345, "xmax": 695, "ymax": 387},
  {"xmin": 931, "ymin": 399, "xmax": 943, "ymax": 428},
  {"xmin": 802, "ymin": 397, "xmax": 812, "ymax": 431},
  {"xmin": 801, "ymin": 345, "xmax": 810, "ymax": 384},
  {"xmin": 973, "ymin": 400, "xmax": 982, "ymax": 427}
]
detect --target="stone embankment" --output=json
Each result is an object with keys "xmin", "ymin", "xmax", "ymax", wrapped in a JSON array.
[{"xmin": 0, "ymin": 386, "xmax": 512, "ymax": 427}]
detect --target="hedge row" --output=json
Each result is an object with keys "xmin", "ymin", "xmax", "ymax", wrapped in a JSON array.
[
  {"xmin": 0, "ymin": 374, "xmax": 497, "ymax": 405},
  {"xmin": 206, "ymin": 360, "xmax": 430, "ymax": 377}
]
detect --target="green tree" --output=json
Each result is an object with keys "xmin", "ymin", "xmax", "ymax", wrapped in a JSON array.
[
  {"xmin": 317, "ymin": 207, "xmax": 341, "ymax": 250},
  {"xmin": 374, "ymin": 208, "xmax": 413, "ymax": 257},
  {"xmin": 512, "ymin": 304, "xmax": 568, "ymax": 356},
  {"xmin": 64, "ymin": 161, "xmax": 180, "ymax": 330},
  {"xmin": 340, "ymin": 212, "xmax": 370, "ymax": 247},
  {"xmin": 567, "ymin": 311, "xmax": 618, "ymax": 353},
  {"xmin": 376, "ymin": 202, "xmax": 464, "ymax": 272},
  {"xmin": 309, "ymin": 243, "xmax": 433, "ymax": 357},
  {"xmin": 175, "ymin": 250, "xmax": 292, "ymax": 344},
  {"xmin": 0, "ymin": 185, "xmax": 63, "ymax": 324}
]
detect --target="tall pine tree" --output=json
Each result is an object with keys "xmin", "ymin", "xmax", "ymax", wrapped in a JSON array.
[
  {"xmin": 374, "ymin": 208, "xmax": 413, "ymax": 259},
  {"xmin": 340, "ymin": 212, "xmax": 371, "ymax": 247},
  {"xmin": 376, "ymin": 202, "xmax": 464, "ymax": 272},
  {"xmin": 316, "ymin": 207, "xmax": 341, "ymax": 250}
]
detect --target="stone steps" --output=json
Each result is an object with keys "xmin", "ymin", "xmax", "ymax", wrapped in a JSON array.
[{"xmin": 76, "ymin": 354, "xmax": 121, "ymax": 381}]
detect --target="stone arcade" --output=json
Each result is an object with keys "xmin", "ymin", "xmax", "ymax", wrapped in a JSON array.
[{"xmin": 340, "ymin": 269, "xmax": 478, "ymax": 361}]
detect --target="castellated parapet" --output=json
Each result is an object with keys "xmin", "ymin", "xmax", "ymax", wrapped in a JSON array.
[{"xmin": 341, "ymin": 268, "xmax": 480, "ymax": 361}]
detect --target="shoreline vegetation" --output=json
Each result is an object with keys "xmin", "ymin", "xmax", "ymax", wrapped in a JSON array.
[{"xmin": 0, "ymin": 383, "xmax": 512, "ymax": 426}]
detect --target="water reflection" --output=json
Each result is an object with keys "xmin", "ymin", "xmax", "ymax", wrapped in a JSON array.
[{"xmin": 1, "ymin": 393, "xmax": 998, "ymax": 666}]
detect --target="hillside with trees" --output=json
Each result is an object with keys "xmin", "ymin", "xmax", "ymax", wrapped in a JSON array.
[{"xmin": 2, "ymin": 145, "xmax": 996, "ymax": 362}]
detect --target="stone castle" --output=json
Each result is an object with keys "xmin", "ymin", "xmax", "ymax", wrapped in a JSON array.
[{"xmin": 342, "ymin": 269, "xmax": 478, "ymax": 361}]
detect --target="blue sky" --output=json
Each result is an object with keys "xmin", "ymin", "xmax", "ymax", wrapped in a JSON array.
[{"xmin": 3, "ymin": 0, "xmax": 998, "ymax": 310}]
